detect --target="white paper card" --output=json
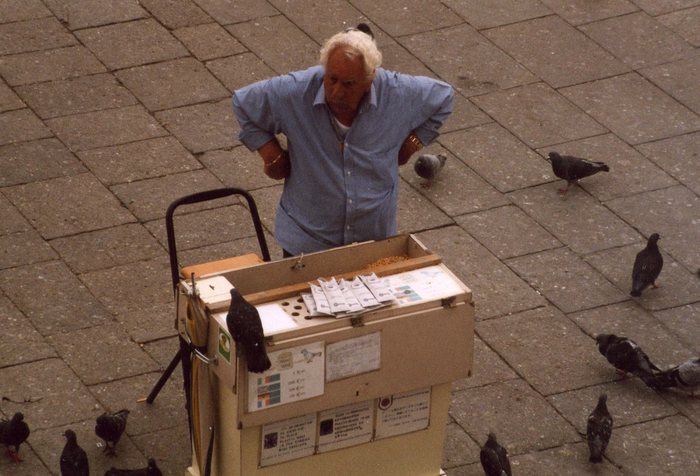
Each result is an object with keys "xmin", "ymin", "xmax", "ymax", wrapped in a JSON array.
[
  {"xmin": 326, "ymin": 332, "xmax": 381, "ymax": 382},
  {"xmin": 318, "ymin": 401, "xmax": 374, "ymax": 453},
  {"xmin": 375, "ymin": 387, "xmax": 431, "ymax": 439},
  {"xmin": 181, "ymin": 275, "xmax": 233, "ymax": 304},
  {"xmin": 257, "ymin": 303, "xmax": 298, "ymax": 334},
  {"xmin": 260, "ymin": 413, "xmax": 316, "ymax": 467},
  {"xmin": 385, "ymin": 265, "xmax": 464, "ymax": 306}
]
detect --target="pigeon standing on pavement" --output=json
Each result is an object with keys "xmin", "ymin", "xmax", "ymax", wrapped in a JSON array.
[
  {"xmin": 414, "ymin": 153, "xmax": 447, "ymax": 187},
  {"xmin": 226, "ymin": 288, "xmax": 271, "ymax": 373},
  {"xmin": 645, "ymin": 357, "xmax": 700, "ymax": 396},
  {"xmin": 595, "ymin": 334, "xmax": 661, "ymax": 383},
  {"xmin": 95, "ymin": 408, "xmax": 129, "ymax": 455},
  {"xmin": 0, "ymin": 412, "xmax": 30, "ymax": 462},
  {"xmin": 60, "ymin": 429, "xmax": 89, "ymax": 476},
  {"xmin": 546, "ymin": 151, "xmax": 609, "ymax": 193},
  {"xmin": 630, "ymin": 233, "xmax": 663, "ymax": 297},
  {"xmin": 479, "ymin": 432, "xmax": 512, "ymax": 476},
  {"xmin": 587, "ymin": 394, "xmax": 613, "ymax": 463},
  {"xmin": 104, "ymin": 457, "xmax": 163, "ymax": 476}
]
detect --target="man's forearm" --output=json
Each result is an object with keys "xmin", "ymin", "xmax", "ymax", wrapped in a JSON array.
[
  {"xmin": 398, "ymin": 132, "xmax": 423, "ymax": 165},
  {"xmin": 258, "ymin": 139, "xmax": 290, "ymax": 179}
]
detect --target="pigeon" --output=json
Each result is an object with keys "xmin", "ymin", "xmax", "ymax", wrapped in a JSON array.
[
  {"xmin": 479, "ymin": 433, "xmax": 512, "ymax": 476},
  {"xmin": 546, "ymin": 151, "xmax": 609, "ymax": 193},
  {"xmin": 356, "ymin": 23, "xmax": 374, "ymax": 39},
  {"xmin": 630, "ymin": 233, "xmax": 663, "ymax": 297},
  {"xmin": 595, "ymin": 334, "xmax": 661, "ymax": 384},
  {"xmin": 104, "ymin": 457, "xmax": 163, "ymax": 476},
  {"xmin": 60, "ymin": 429, "xmax": 89, "ymax": 476},
  {"xmin": 95, "ymin": 409, "xmax": 129, "ymax": 455},
  {"xmin": 0, "ymin": 412, "xmax": 30, "ymax": 462},
  {"xmin": 226, "ymin": 288, "xmax": 271, "ymax": 373},
  {"xmin": 414, "ymin": 154, "xmax": 447, "ymax": 187},
  {"xmin": 645, "ymin": 357, "xmax": 700, "ymax": 396},
  {"xmin": 587, "ymin": 394, "xmax": 613, "ymax": 463}
]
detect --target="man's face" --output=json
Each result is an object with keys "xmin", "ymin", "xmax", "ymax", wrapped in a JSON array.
[{"xmin": 323, "ymin": 47, "xmax": 373, "ymax": 117}]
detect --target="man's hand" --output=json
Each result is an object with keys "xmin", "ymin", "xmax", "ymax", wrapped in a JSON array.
[
  {"xmin": 398, "ymin": 132, "xmax": 423, "ymax": 165},
  {"xmin": 258, "ymin": 140, "xmax": 290, "ymax": 180}
]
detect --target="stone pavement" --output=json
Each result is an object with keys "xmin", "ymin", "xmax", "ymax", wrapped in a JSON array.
[{"xmin": 1, "ymin": 1, "xmax": 699, "ymax": 475}]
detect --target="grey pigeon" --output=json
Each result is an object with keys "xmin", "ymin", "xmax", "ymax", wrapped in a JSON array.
[
  {"xmin": 479, "ymin": 433, "xmax": 512, "ymax": 476},
  {"xmin": 630, "ymin": 233, "xmax": 663, "ymax": 297},
  {"xmin": 95, "ymin": 409, "xmax": 129, "ymax": 455},
  {"xmin": 595, "ymin": 334, "xmax": 660, "ymax": 384},
  {"xmin": 0, "ymin": 412, "xmax": 30, "ymax": 462},
  {"xmin": 414, "ymin": 154, "xmax": 447, "ymax": 187},
  {"xmin": 226, "ymin": 288, "xmax": 271, "ymax": 373},
  {"xmin": 104, "ymin": 457, "xmax": 163, "ymax": 476},
  {"xmin": 587, "ymin": 394, "xmax": 613, "ymax": 463},
  {"xmin": 645, "ymin": 357, "xmax": 700, "ymax": 396},
  {"xmin": 547, "ymin": 151, "xmax": 609, "ymax": 193},
  {"xmin": 60, "ymin": 429, "xmax": 89, "ymax": 476}
]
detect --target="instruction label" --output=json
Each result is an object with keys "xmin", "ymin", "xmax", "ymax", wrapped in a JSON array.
[
  {"xmin": 318, "ymin": 400, "xmax": 374, "ymax": 453},
  {"xmin": 325, "ymin": 332, "xmax": 381, "ymax": 382},
  {"xmin": 248, "ymin": 341, "xmax": 325, "ymax": 412},
  {"xmin": 375, "ymin": 387, "xmax": 431, "ymax": 439},
  {"xmin": 260, "ymin": 413, "xmax": 316, "ymax": 466}
]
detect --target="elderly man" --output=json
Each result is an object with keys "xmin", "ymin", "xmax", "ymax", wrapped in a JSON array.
[{"xmin": 232, "ymin": 25, "xmax": 453, "ymax": 256}]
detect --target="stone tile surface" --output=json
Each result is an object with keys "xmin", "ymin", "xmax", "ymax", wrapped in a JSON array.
[
  {"xmin": 0, "ymin": 0, "xmax": 51, "ymax": 23},
  {"xmin": 0, "ymin": 230, "xmax": 57, "ymax": 269},
  {"xmin": 442, "ymin": 422, "xmax": 480, "ymax": 469},
  {"xmin": 0, "ymin": 138, "xmax": 85, "ymax": 187},
  {"xmin": 130, "ymin": 424, "xmax": 191, "ymax": 476},
  {"xmin": 512, "ymin": 442, "xmax": 624, "ymax": 474},
  {"xmin": 637, "ymin": 132, "xmax": 700, "ymax": 195},
  {"xmin": 658, "ymin": 6, "xmax": 700, "ymax": 46},
  {"xmin": 397, "ymin": 179, "xmax": 455, "ymax": 231},
  {"xmin": 0, "ymin": 294, "xmax": 56, "ymax": 367},
  {"xmin": 0, "ymin": 108, "xmax": 52, "ymax": 145},
  {"xmin": 194, "ymin": 0, "xmax": 278, "ymax": 24},
  {"xmin": 506, "ymin": 247, "xmax": 628, "ymax": 313},
  {"xmin": 351, "ymin": 0, "xmax": 463, "ymax": 36},
  {"xmin": 174, "ymin": 22, "xmax": 246, "ymax": 61},
  {"xmin": 42, "ymin": 0, "xmax": 147, "ymax": 29},
  {"xmin": 199, "ymin": 147, "xmax": 279, "ymax": 191},
  {"xmin": 0, "ymin": 79, "xmax": 24, "ymax": 112},
  {"xmin": 116, "ymin": 57, "xmax": 228, "ymax": 112},
  {"xmin": 442, "ymin": 0, "xmax": 551, "ymax": 30},
  {"xmin": 439, "ymin": 93, "xmax": 491, "ymax": 134},
  {"xmin": 640, "ymin": 55, "xmax": 700, "ymax": 115},
  {"xmin": 0, "ymin": 46, "xmax": 106, "ymax": 87},
  {"xmin": 472, "ymin": 83, "xmax": 607, "ymax": 148},
  {"xmin": 561, "ymin": 73, "xmax": 700, "ymax": 145},
  {"xmin": 629, "ymin": 0, "xmax": 700, "ymax": 15},
  {"xmin": 206, "ymin": 51, "xmax": 277, "ymax": 91},
  {"xmin": 0, "ymin": 194, "xmax": 30, "ymax": 235},
  {"xmin": 538, "ymin": 0, "xmax": 638, "ymax": 25},
  {"xmin": 139, "ymin": 0, "xmax": 212, "ymax": 29},
  {"xmin": 4, "ymin": 173, "xmax": 135, "ymax": 239},
  {"xmin": 653, "ymin": 303, "xmax": 700, "ymax": 354},
  {"xmin": 484, "ymin": 16, "xmax": 628, "ymax": 88},
  {"xmin": 451, "ymin": 336, "xmax": 518, "ymax": 392},
  {"xmin": 0, "ymin": 17, "xmax": 75, "ymax": 55}
]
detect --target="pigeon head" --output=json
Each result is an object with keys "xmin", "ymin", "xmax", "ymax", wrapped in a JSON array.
[
  {"xmin": 648, "ymin": 233, "xmax": 660, "ymax": 245},
  {"xmin": 11, "ymin": 412, "xmax": 24, "ymax": 422},
  {"xmin": 546, "ymin": 151, "xmax": 561, "ymax": 162},
  {"xmin": 486, "ymin": 432, "xmax": 498, "ymax": 445},
  {"xmin": 597, "ymin": 393, "xmax": 608, "ymax": 405},
  {"xmin": 63, "ymin": 429, "xmax": 77, "ymax": 441},
  {"xmin": 595, "ymin": 334, "xmax": 616, "ymax": 352}
]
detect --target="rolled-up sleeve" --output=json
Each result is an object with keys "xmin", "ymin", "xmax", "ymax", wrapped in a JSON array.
[
  {"xmin": 406, "ymin": 76, "xmax": 454, "ymax": 145},
  {"xmin": 232, "ymin": 79, "xmax": 281, "ymax": 151}
]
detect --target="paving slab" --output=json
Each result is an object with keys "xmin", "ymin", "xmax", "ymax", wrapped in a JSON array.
[
  {"xmin": 47, "ymin": 104, "xmax": 167, "ymax": 152},
  {"xmin": 0, "ymin": 358, "xmax": 102, "ymax": 429},
  {"xmin": 0, "ymin": 445, "xmax": 52, "ymax": 476},
  {"xmin": 0, "ymin": 46, "xmax": 103, "ymax": 87},
  {"xmin": 563, "ymin": 73, "xmax": 700, "ymax": 146},
  {"xmin": 0, "ymin": 294, "xmax": 56, "ymax": 367},
  {"xmin": 0, "ymin": 194, "xmax": 30, "ymax": 235},
  {"xmin": 0, "ymin": 78, "xmax": 25, "ymax": 112},
  {"xmin": 640, "ymin": 54, "xmax": 700, "ymax": 115},
  {"xmin": 4, "ymin": 173, "xmax": 135, "ymax": 239},
  {"xmin": 443, "ymin": 462, "xmax": 481, "ymax": 476},
  {"xmin": 0, "ymin": 17, "xmax": 75, "ymax": 55},
  {"xmin": 173, "ymin": 22, "xmax": 247, "ymax": 61},
  {"xmin": 193, "ymin": 0, "xmax": 278, "ymax": 25},
  {"xmin": 442, "ymin": 0, "xmax": 551, "ymax": 30},
  {"xmin": 538, "ymin": 0, "xmax": 638, "ymax": 25},
  {"xmin": 77, "ymin": 136, "xmax": 201, "ymax": 186},
  {"xmin": 586, "ymin": 242, "xmax": 700, "ymax": 311},
  {"xmin": 47, "ymin": 322, "xmax": 160, "ymax": 385},
  {"xmin": 477, "ymin": 306, "xmax": 609, "ymax": 395},
  {"xmin": 442, "ymin": 421, "xmax": 481, "ymax": 469},
  {"xmin": 380, "ymin": 42, "xmax": 437, "ymax": 78},
  {"xmin": 513, "ymin": 442, "xmax": 623, "ymax": 475},
  {"xmin": 226, "ymin": 16, "xmax": 320, "ymax": 74},
  {"xmin": 177, "ymin": 232, "xmax": 284, "ymax": 268},
  {"xmin": 351, "ymin": 0, "xmax": 463, "ymax": 36},
  {"xmin": 42, "ymin": 0, "xmax": 147, "ymax": 30},
  {"xmin": 130, "ymin": 423, "xmax": 191, "ymax": 476},
  {"xmin": 439, "ymin": 94, "xmax": 491, "ymax": 134},
  {"xmin": 400, "ymin": 24, "xmax": 535, "ymax": 97},
  {"xmin": 456, "ymin": 206, "xmax": 562, "ymax": 260},
  {"xmin": 628, "ymin": 0, "xmax": 700, "ymax": 15},
  {"xmin": 472, "ymin": 82, "xmax": 607, "ymax": 149},
  {"xmin": 659, "ymin": 389, "xmax": 700, "ymax": 426},
  {"xmin": 416, "ymin": 226, "xmax": 547, "ymax": 319},
  {"xmin": 658, "ymin": 5, "xmax": 700, "ymax": 46},
  {"xmin": 506, "ymin": 247, "xmax": 628, "ymax": 313},
  {"xmin": 143, "ymin": 336, "xmax": 183, "ymax": 369},
  {"xmin": 508, "ymin": 183, "xmax": 639, "ymax": 254},
  {"xmin": 110, "ymin": 169, "xmax": 226, "ymax": 221},
  {"xmin": 569, "ymin": 301, "xmax": 696, "ymax": 370},
  {"xmin": 547, "ymin": 380, "xmax": 678, "ymax": 434},
  {"xmin": 451, "ymin": 336, "xmax": 519, "ymax": 392},
  {"xmin": 537, "ymin": 133, "xmax": 677, "ymax": 201},
  {"xmin": 199, "ymin": 147, "xmax": 279, "ymax": 191},
  {"xmin": 0, "ymin": 138, "xmax": 85, "ymax": 187},
  {"xmin": 483, "ymin": 16, "xmax": 628, "ymax": 88},
  {"xmin": 605, "ymin": 185, "xmax": 700, "ymax": 270},
  {"xmin": 606, "ymin": 416, "xmax": 700, "ymax": 474},
  {"xmin": 16, "ymin": 73, "xmax": 137, "ymax": 119},
  {"xmin": 636, "ymin": 131, "xmax": 700, "ymax": 195},
  {"xmin": 450, "ymin": 379, "xmax": 580, "ymax": 454},
  {"xmin": 401, "ymin": 148, "xmax": 509, "ymax": 217},
  {"xmin": 439, "ymin": 123, "xmax": 552, "ymax": 193},
  {"xmin": 0, "ymin": 0, "xmax": 51, "ymax": 23},
  {"xmin": 206, "ymin": 51, "xmax": 277, "ymax": 91},
  {"xmin": 50, "ymin": 223, "xmax": 165, "ymax": 274},
  {"xmin": 116, "ymin": 57, "xmax": 229, "ymax": 112},
  {"xmin": 75, "ymin": 19, "xmax": 188, "ymax": 70},
  {"xmin": 653, "ymin": 303, "xmax": 700, "ymax": 354},
  {"xmin": 247, "ymin": 186, "xmax": 283, "ymax": 235},
  {"xmin": 0, "ymin": 230, "xmax": 57, "ymax": 269},
  {"xmin": 155, "ymin": 98, "xmax": 239, "ymax": 153},
  {"xmin": 115, "ymin": 300, "xmax": 178, "ymax": 344},
  {"xmin": 0, "ymin": 260, "xmax": 112, "ymax": 336},
  {"xmin": 0, "ymin": 108, "xmax": 52, "ymax": 146},
  {"xmin": 397, "ymin": 177, "xmax": 455, "ymax": 231},
  {"xmin": 139, "ymin": 0, "xmax": 212, "ymax": 29}
]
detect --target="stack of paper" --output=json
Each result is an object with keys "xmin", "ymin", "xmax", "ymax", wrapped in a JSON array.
[{"xmin": 301, "ymin": 273, "xmax": 395, "ymax": 318}]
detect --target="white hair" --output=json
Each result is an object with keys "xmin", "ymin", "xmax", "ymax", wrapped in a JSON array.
[{"xmin": 319, "ymin": 29, "xmax": 382, "ymax": 79}]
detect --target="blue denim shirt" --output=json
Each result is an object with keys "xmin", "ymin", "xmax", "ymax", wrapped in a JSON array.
[{"xmin": 233, "ymin": 65, "xmax": 453, "ymax": 255}]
